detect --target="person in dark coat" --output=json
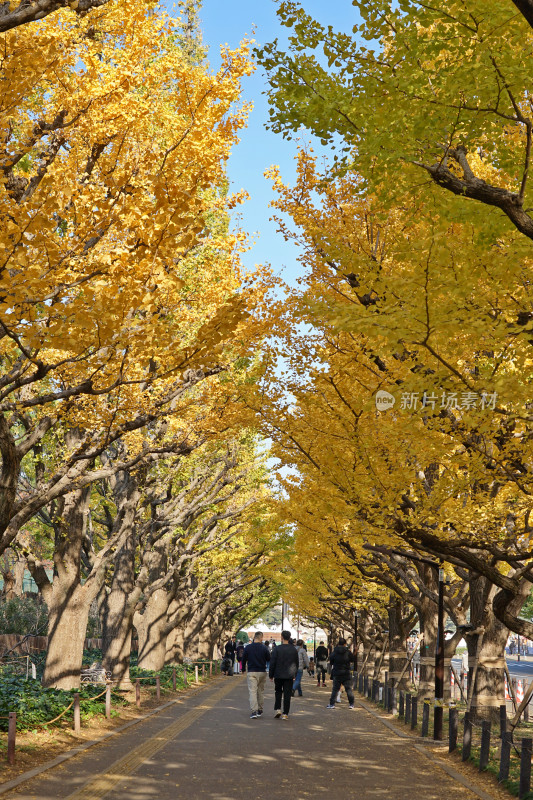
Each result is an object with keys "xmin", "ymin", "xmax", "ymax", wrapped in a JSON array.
[
  {"xmin": 236, "ymin": 640, "xmax": 246, "ymax": 674},
  {"xmin": 315, "ymin": 641, "xmax": 329, "ymax": 687},
  {"xmin": 268, "ymin": 629, "xmax": 299, "ymax": 719},
  {"xmin": 326, "ymin": 637, "xmax": 355, "ymax": 709},
  {"xmin": 224, "ymin": 635, "xmax": 237, "ymax": 667}
]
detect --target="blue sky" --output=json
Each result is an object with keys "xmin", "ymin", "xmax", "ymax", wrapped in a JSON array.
[{"xmin": 198, "ymin": 0, "xmax": 359, "ymax": 286}]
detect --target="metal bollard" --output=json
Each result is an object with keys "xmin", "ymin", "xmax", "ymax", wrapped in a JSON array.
[
  {"xmin": 73, "ymin": 693, "xmax": 81, "ymax": 734},
  {"xmin": 156, "ymin": 676, "xmax": 160, "ymax": 701},
  {"xmin": 449, "ymin": 706, "xmax": 458, "ymax": 753},
  {"xmin": 136, "ymin": 678, "xmax": 141, "ymax": 708},
  {"xmin": 520, "ymin": 738, "xmax": 532, "ymax": 798},
  {"xmin": 462, "ymin": 712, "xmax": 472, "ymax": 761},
  {"xmin": 7, "ymin": 712, "xmax": 16, "ymax": 765},
  {"xmin": 479, "ymin": 720, "xmax": 491, "ymax": 771},
  {"xmin": 105, "ymin": 684, "xmax": 111, "ymax": 720}
]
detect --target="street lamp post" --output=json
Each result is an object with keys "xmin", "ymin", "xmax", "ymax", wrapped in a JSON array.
[
  {"xmin": 434, "ymin": 566, "xmax": 445, "ymax": 741},
  {"xmin": 313, "ymin": 624, "xmax": 317, "ymax": 660},
  {"xmin": 354, "ymin": 609, "xmax": 359, "ymax": 672}
]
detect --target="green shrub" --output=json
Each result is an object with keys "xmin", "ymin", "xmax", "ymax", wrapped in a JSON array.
[{"xmin": 0, "ymin": 597, "xmax": 48, "ymax": 635}]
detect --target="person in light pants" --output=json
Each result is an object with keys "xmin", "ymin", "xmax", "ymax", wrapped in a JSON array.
[{"xmin": 242, "ymin": 631, "xmax": 271, "ymax": 719}]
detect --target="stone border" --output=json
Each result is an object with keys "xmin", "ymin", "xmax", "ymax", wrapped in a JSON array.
[
  {"xmin": 355, "ymin": 697, "xmax": 498, "ymax": 800},
  {"xmin": 0, "ymin": 677, "xmax": 224, "ymax": 796}
]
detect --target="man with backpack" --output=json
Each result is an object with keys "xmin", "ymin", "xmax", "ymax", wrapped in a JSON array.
[
  {"xmin": 326, "ymin": 637, "xmax": 355, "ymax": 709},
  {"xmin": 269, "ymin": 629, "xmax": 299, "ymax": 719}
]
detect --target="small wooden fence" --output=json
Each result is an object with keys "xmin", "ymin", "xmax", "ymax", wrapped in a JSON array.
[{"xmin": 3, "ymin": 660, "xmax": 220, "ymax": 767}]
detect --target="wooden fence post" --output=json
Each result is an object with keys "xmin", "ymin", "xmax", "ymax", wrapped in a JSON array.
[
  {"xmin": 525, "ymin": 680, "xmax": 530, "ymax": 723},
  {"xmin": 136, "ymin": 678, "xmax": 140, "ymax": 708},
  {"xmin": 449, "ymin": 706, "xmax": 458, "ymax": 753},
  {"xmin": 462, "ymin": 712, "xmax": 472, "ymax": 761},
  {"xmin": 421, "ymin": 701, "xmax": 430, "ymax": 737},
  {"xmin": 195, "ymin": 665, "xmax": 199, "ymax": 684},
  {"xmin": 156, "ymin": 676, "xmax": 160, "ymax": 701},
  {"xmin": 499, "ymin": 731, "xmax": 512, "ymax": 782},
  {"xmin": 500, "ymin": 704, "xmax": 507, "ymax": 738},
  {"xmin": 105, "ymin": 685, "xmax": 111, "ymax": 720},
  {"xmin": 399, "ymin": 691, "xmax": 405, "ymax": 718},
  {"xmin": 172, "ymin": 668, "xmax": 176, "ymax": 691},
  {"xmin": 405, "ymin": 694, "xmax": 411, "ymax": 725},
  {"xmin": 7, "ymin": 712, "xmax": 16, "ymax": 765},
  {"xmin": 202, "ymin": 663, "xmax": 205, "ymax": 678},
  {"xmin": 183, "ymin": 666, "xmax": 187, "ymax": 686},
  {"xmin": 210, "ymin": 661, "xmax": 213, "ymax": 677},
  {"xmin": 520, "ymin": 738, "xmax": 532, "ymax": 799},
  {"xmin": 479, "ymin": 721, "xmax": 491, "ymax": 771},
  {"xmin": 391, "ymin": 682, "xmax": 397, "ymax": 715},
  {"xmin": 73, "ymin": 693, "xmax": 81, "ymax": 734},
  {"xmin": 411, "ymin": 697, "xmax": 418, "ymax": 730},
  {"xmin": 363, "ymin": 675, "xmax": 368, "ymax": 697}
]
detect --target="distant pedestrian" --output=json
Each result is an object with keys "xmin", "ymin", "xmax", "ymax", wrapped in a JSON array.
[
  {"xmin": 308, "ymin": 657, "xmax": 315, "ymax": 677},
  {"xmin": 236, "ymin": 640, "xmax": 245, "ymax": 673},
  {"xmin": 292, "ymin": 639, "xmax": 310, "ymax": 697},
  {"xmin": 326, "ymin": 638, "xmax": 355, "ymax": 710},
  {"xmin": 224, "ymin": 635, "xmax": 237, "ymax": 669},
  {"xmin": 221, "ymin": 655, "xmax": 233, "ymax": 676},
  {"xmin": 269, "ymin": 630, "xmax": 299, "ymax": 720},
  {"xmin": 315, "ymin": 641, "xmax": 328, "ymax": 687},
  {"xmin": 242, "ymin": 631, "xmax": 270, "ymax": 719}
]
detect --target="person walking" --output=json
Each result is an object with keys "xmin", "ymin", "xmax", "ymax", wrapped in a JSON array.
[
  {"xmin": 236, "ymin": 639, "xmax": 246, "ymax": 674},
  {"xmin": 292, "ymin": 639, "xmax": 310, "ymax": 697},
  {"xmin": 242, "ymin": 631, "xmax": 270, "ymax": 719},
  {"xmin": 326, "ymin": 637, "xmax": 355, "ymax": 710},
  {"xmin": 269, "ymin": 630, "xmax": 299, "ymax": 720},
  {"xmin": 315, "ymin": 641, "xmax": 328, "ymax": 687},
  {"xmin": 224, "ymin": 635, "xmax": 237, "ymax": 671}
]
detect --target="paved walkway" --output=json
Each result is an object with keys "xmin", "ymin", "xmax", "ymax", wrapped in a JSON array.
[{"xmin": 4, "ymin": 675, "xmax": 483, "ymax": 800}]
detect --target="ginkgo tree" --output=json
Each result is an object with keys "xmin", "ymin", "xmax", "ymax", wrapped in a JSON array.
[{"xmin": 0, "ymin": 0, "xmax": 273, "ymax": 558}]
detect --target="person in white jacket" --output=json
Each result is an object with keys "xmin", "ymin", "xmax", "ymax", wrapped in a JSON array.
[{"xmin": 292, "ymin": 640, "xmax": 310, "ymax": 697}]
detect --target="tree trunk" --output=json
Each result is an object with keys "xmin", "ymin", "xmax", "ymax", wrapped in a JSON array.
[
  {"xmin": 467, "ymin": 576, "xmax": 526, "ymax": 722},
  {"xmin": 388, "ymin": 599, "xmax": 409, "ymax": 692},
  {"xmin": 135, "ymin": 588, "xmax": 171, "ymax": 671},
  {"xmin": 41, "ymin": 488, "xmax": 92, "ymax": 689},
  {"xmin": 43, "ymin": 585, "xmax": 91, "ymax": 688},
  {"xmin": 418, "ymin": 592, "xmax": 438, "ymax": 701},
  {"xmin": 99, "ymin": 473, "xmax": 140, "ymax": 687},
  {"xmin": 100, "ymin": 534, "xmax": 137, "ymax": 688}
]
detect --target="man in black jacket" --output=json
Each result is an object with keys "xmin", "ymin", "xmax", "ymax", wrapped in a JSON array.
[
  {"xmin": 269, "ymin": 629, "xmax": 299, "ymax": 719},
  {"xmin": 315, "ymin": 641, "xmax": 329, "ymax": 687},
  {"xmin": 326, "ymin": 637, "xmax": 355, "ymax": 709}
]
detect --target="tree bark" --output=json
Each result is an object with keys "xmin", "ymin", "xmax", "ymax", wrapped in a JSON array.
[
  {"xmin": 417, "ymin": 591, "xmax": 438, "ymax": 701},
  {"xmin": 40, "ymin": 488, "xmax": 92, "ymax": 689}
]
